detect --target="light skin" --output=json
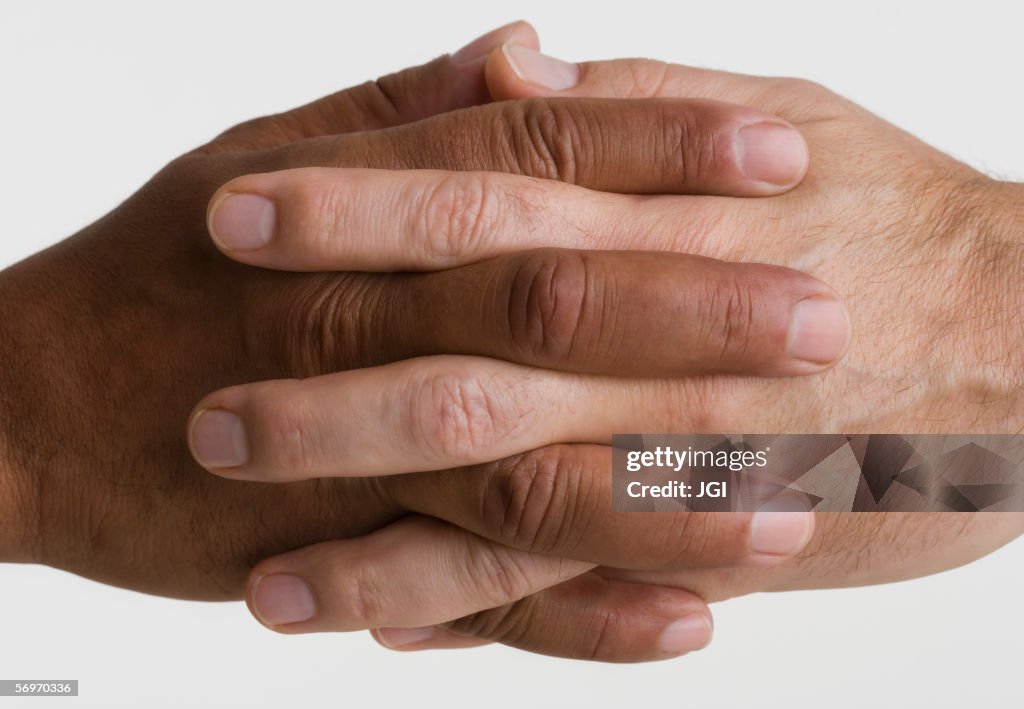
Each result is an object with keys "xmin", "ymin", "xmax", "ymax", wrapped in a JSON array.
[
  {"xmin": 0, "ymin": 23, "xmax": 836, "ymax": 661},
  {"xmin": 190, "ymin": 40, "xmax": 1024, "ymax": 659}
]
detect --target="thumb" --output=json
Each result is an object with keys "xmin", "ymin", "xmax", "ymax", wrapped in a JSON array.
[{"xmin": 213, "ymin": 21, "xmax": 539, "ymax": 151}]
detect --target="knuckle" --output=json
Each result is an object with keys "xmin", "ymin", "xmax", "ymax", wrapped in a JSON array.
[
  {"xmin": 503, "ymin": 99, "xmax": 581, "ymax": 182},
  {"xmin": 275, "ymin": 273, "xmax": 381, "ymax": 375},
  {"xmin": 408, "ymin": 370, "xmax": 503, "ymax": 463},
  {"xmin": 482, "ymin": 446, "xmax": 591, "ymax": 554},
  {"xmin": 419, "ymin": 174, "xmax": 501, "ymax": 265},
  {"xmin": 505, "ymin": 249, "xmax": 591, "ymax": 365}
]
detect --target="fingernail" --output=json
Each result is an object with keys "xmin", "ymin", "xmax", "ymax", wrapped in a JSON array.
[
  {"xmin": 787, "ymin": 297, "xmax": 850, "ymax": 364},
  {"xmin": 377, "ymin": 626, "xmax": 436, "ymax": 649},
  {"xmin": 749, "ymin": 498, "xmax": 815, "ymax": 556},
  {"xmin": 502, "ymin": 44, "xmax": 579, "ymax": 91},
  {"xmin": 209, "ymin": 193, "xmax": 275, "ymax": 251},
  {"xmin": 189, "ymin": 409, "xmax": 249, "ymax": 468},
  {"xmin": 452, "ymin": 22, "xmax": 527, "ymax": 63},
  {"xmin": 659, "ymin": 614, "xmax": 713, "ymax": 655},
  {"xmin": 736, "ymin": 122, "xmax": 808, "ymax": 185},
  {"xmin": 251, "ymin": 574, "xmax": 316, "ymax": 626}
]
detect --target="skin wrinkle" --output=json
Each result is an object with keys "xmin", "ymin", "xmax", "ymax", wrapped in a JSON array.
[
  {"xmin": 662, "ymin": 104, "xmax": 690, "ymax": 188},
  {"xmin": 552, "ymin": 100, "xmax": 587, "ymax": 186},
  {"xmin": 525, "ymin": 452, "xmax": 567, "ymax": 554},
  {"xmin": 566, "ymin": 253, "xmax": 595, "ymax": 366},
  {"xmin": 522, "ymin": 101, "xmax": 568, "ymax": 182},
  {"xmin": 582, "ymin": 604, "xmax": 617, "ymax": 662},
  {"xmin": 506, "ymin": 102, "xmax": 555, "ymax": 181},
  {"xmin": 595, "ymin": 263, "xmax": 625, "ymax": 368},
  {"xmin": 549, "ymin": 454, "xmax": 592, "ymax": 557},
  {"xmin": 719, "ymin": 274, "xmax": 755, "ymax": 365},
  {"xmin": 494, "ymin": 455, "xmax": 535, "ymax": 548}
]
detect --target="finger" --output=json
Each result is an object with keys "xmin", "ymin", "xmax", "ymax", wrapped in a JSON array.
[
  {"xmin": 399, "ymin": 249, "xmax": 850, "ymax": 377},
  {"xmin": 244, "ymin": 515, "xmax": 591, "ymax": 633},
  {"xmin": 189, "ymin": 354, "xmax": 579, "ymax": 480},
  {"xmin": 207, "ymin": 167, "xmax": 790, "ymax": 270},
  {"xmin": 210, "ymin": 22, "xmax": 539, "ymax": 151},
  {"xmin": 385, "ymin": 444, "xmax": 817, "ymax": 570},
  {"xmin": 211, "ymin": 245, "xmax": 849, "ymax": 377},
  {"xmin": 272, "ymin": 96, "xmax": 808, "ymax": 195},
  {"xmin": 487, "ymin": 43, "xmax": 772, "ymax": 107},
  {"xmin": 378, "ymin": 573, "xmax": 714, "ymax": 662}
]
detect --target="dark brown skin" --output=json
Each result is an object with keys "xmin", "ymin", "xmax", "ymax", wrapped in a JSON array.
[{"xmin": 0, "ymin": 49, "xmax": 825, "ymax": 600}]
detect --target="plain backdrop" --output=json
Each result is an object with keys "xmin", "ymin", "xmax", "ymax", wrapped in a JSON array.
[{"xmin": 2, "ymin": 1, "xmax": 1023, "ymax": 707}]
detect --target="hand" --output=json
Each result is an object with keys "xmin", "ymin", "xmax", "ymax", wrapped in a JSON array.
[
  {"xmin": 0, "ymin": 20, "xmax": 546, "ymax": 589},
  {"xmin": 220, "ymin": 46, "xmax": 1024, "ymax": 660},
  {"xmin": 0, "ymin": 23, "xmax": 830, "ymax": 662}
]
